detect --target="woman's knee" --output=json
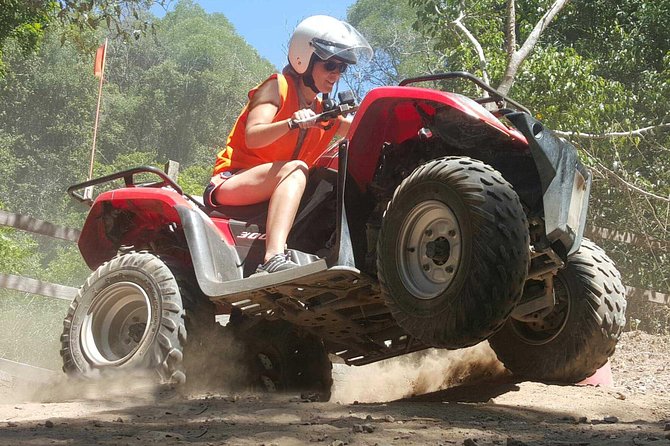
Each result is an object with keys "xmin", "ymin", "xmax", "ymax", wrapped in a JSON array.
[
  {"xmin": 284, "ymin": 160, "xmax": 308, "ymax": 175},
  {"xmin": 279, "ymin": 160, "xmax": 308, "ymax": 181}
]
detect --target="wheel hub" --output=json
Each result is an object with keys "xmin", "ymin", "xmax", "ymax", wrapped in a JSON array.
[
  {"xmin": 397, "ymin": 200, "xmax": 462, "ymax": 299},
  {"xmin": 511, "ymin": 276, "xmax": 570, "ymax": 345},
  {"xmin": 425, "ymin": 236, "xmax": 451, "ymax": 265}
]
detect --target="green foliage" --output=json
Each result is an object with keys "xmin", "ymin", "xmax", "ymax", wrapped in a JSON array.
[
  {"xmin": 0, "ymin": 0, "xmax": 172, "ymax": 73},
  {"xmin": 0, "ymin": 0, "xmax": 52, "ymax": 73},
  {"xmin": 0, "ymin": 228, "xmax": 41, "ymax": 276},
  {"xmin": 179, "ymin": 163, "xmax": 211, "ymax": 197}
]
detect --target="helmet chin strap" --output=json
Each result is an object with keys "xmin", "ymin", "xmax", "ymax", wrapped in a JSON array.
[
  {"xmin": 303, "ymin": 72, "xmax": 320, "ymax": 95},
  {"xmin": 302, "ymin": 55, "xmax": 321, "ymax": 95}
]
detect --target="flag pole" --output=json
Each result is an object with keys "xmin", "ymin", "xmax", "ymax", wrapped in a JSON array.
[{"xmin": 85, "ymin": 38, "xmax": 107, "ymax": 200}]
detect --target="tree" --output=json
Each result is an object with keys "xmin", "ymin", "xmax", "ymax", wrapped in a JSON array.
[{"xmin": 0, "ymin": 0, "xmax": 169, "ymax": 73}]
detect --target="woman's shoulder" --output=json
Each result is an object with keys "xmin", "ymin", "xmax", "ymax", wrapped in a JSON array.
[{"xmin": 250, "ymin": 75, "xmax": 284, "ymax": 109}]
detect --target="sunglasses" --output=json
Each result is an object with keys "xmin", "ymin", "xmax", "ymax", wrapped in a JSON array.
[{"xmin": 322, "ymin": 60, "xmax": 348, "ymax": 74}]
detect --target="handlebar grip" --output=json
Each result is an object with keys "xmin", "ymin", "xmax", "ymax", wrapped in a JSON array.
[{"xmin": 288, "ymin": 116, "xmax": 319, "ymax": 129}]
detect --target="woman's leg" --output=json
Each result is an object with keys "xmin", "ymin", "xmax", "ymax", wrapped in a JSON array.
[{"xmin": 214, "ymin": 160, "xmax": 308, "ymax": 262}]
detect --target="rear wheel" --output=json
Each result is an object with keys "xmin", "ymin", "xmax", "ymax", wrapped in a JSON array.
[
  {"xmin": 489, "ymin": 239, "xmax": 627, "ymax": 382},
  {"xmin": 377, "ymin": 157, "xmax": 529, "ymax": 348},
  {"xmin": 240, "ymin": 321, "xmax": 333, "ymax": 401},
  {"xmin": 60, "ymin": 252, "xmax": 186, "ymax": 383}
]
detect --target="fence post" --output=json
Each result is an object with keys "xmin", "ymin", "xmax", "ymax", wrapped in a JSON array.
[{"xmin": 164, "ymin": 160, "xmax": 180, "ymax": 182}]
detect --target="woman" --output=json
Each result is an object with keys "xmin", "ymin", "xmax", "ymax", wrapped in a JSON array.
[{"xmin": 204, "ymin": 15, "xmax": 372, "ymax": 274}]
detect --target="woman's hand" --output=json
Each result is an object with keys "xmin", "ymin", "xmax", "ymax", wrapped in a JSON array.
[{"xmin": 290, "ymin": 108, "xmax": 319, "ymax": 129}]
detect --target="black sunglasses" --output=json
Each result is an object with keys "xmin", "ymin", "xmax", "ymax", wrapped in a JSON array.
[{"xmin": 323, "ymin": 60, "xmax": 348, "ymax": 74}]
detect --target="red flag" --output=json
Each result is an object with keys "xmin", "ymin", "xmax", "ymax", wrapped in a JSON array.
[{"xmin": 94, "ymin": 43, "xmax": 106, "ymax": 78}]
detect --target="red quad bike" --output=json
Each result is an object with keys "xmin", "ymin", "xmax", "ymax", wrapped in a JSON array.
[{"xmin": 62, "ymin": 72, "xmax": 626, "ymax": 400}]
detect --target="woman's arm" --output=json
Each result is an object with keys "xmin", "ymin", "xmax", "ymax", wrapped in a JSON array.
[
  {"xmin": 245, "ymin": 79, "xmax": 291, "ymax": 149},
  {"xmin": 245, "ymin": 78, "xmax": 319, "ymax": 149}
]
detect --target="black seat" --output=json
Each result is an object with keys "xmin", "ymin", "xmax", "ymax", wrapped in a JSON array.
[{"xmin": 204, "ymin": 201, "xmax": 269, "ymax": 222}]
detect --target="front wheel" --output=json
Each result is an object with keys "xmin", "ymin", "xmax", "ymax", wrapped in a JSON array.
[
  {"xmin": 60, "ymin": 252, "xmax": 187, "ymax": 384},
  {"xmin": 377, "ymin": 157, "xmax": 530, "ymax": 348},
  {"xmin": 488, "ymin": 239, "xmax": 627, "ymax": 382}
]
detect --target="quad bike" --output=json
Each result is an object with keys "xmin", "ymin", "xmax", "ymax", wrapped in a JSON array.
[{"xmin": 61, "ymin": 72, "xmax": 626, "ymax": 399}]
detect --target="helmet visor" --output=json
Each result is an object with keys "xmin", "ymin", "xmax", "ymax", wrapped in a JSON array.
[{"xmin": 310, "ymin": 23, "xmax": 373, "ymax": 65}]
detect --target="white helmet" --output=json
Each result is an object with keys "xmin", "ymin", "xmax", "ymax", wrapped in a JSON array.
[{"xmin": 288, "ymin": 15, "xmax": 373, "ymax": 75}]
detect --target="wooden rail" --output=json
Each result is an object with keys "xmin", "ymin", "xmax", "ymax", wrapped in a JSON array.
[
  {"xmin": 0, "ymin": 210, "xmax": 80, "ymax": 242},
  {"xmin": 0, "ymin": 273, "xmax": 76, "ymax": 300},
  {"xmin": 585, "ymin": 224, "xmax": 668, "ymax": 252}
]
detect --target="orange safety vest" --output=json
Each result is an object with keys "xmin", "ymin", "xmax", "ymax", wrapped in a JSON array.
[{"xmin": 213, "ymin": 73, "xmax": 341, "ymax": 174}]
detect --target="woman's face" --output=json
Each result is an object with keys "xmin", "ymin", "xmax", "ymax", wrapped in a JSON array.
[{"xmin": 311, "ymin": 59, "xmax": 348, "ymax": 93}]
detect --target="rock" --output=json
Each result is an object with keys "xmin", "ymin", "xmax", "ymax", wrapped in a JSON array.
[
  {"xmin": 7, "ymin": 422, "xmax": 18, "ymax": 427},
  {"xmin": 330, "ymin": 441, "xmax": 344, "ymax": 446},
  {"xmin": 604, "ymin": 416, "xmax": 619, "ymax": 424},
  {"xmin": 664, "ymin": 423, "xmax": 670, "ymax": 431},
  {"xmin": 301, "ymin": 392, "xmax": 321, "ymax": 402},
  {"xmin": 384, "ymin": 415, "xmax": 395, "ymax": 423},
  {"xmin": 44, "ymin": 420, "xmax": 54, "ymax": 428},
  {"xmin": 353, "ymin": 423, "xmax": 375, "ymax": 433},
  {"xmin": 464, "ymin": 439, "xmax": 479, "ymax": 446},
  {"xmin": 365, "ymin": 414, "xmax": 373, "ymax": 421},
  {"xmin": 506, "ymin": 438, "xmax": 529, "ymax": 446},
  {"xmin": 578, "ymin": 417, "xmax": 589, "ymax": 424}
]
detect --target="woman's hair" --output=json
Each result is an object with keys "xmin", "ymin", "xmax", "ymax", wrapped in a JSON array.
[{"xmin": 282, "ymin": 64, "xmax": 299, "ymax": 79}]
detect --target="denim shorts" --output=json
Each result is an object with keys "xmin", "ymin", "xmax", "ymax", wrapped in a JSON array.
[{"xmin": 203, "ymin": 170, "xmax": 238, "ymax": 208}]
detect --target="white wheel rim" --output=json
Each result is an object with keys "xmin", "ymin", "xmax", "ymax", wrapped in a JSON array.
[
  {"xmin": 80, "ymin": 281, "xmax": 152, "ymax": 366},
  {"xmin": 397, "ymin": 200, "xmax": 462, "ymax": 299}
]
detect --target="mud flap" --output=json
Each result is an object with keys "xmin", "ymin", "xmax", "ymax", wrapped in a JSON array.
[
  {"xmin": 326, "ymin": 139, "xmax": 355, "ymax": 268},
  {"xmin": 506, "ymin": 112, "xmax": 591, "ymax": 255}
]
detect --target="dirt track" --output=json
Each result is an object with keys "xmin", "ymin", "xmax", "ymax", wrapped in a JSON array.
[{"xmin": 1, "ymin": 331, "xmax": 668, "ymax": 446}]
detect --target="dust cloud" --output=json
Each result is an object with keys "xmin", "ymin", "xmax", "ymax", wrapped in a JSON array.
[
  {"xmin": 1, "ymin": 368, "xmax": 164, "ymax": 407},
  {"xmin": 330, "ymin": 341, "xmax": 507, "ymax": 403},
  {"xmin": 2, "ymin": 338, "xmax": 505, "ymax": 406}
]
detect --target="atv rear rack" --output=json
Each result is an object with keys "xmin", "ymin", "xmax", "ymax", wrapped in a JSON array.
[{"xmin": 67, "ymin": 166, "xmax": 205, "ymax": 210}]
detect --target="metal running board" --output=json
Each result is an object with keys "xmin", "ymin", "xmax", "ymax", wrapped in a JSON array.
[{"xmin": 209, "ymin": 266, "xmax": 428, "ymax": 366}]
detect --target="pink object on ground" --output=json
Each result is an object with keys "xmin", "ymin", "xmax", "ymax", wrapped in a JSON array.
[{"xmin": 577, "ymin": 360, "xmax": 613, "ymax": 387}]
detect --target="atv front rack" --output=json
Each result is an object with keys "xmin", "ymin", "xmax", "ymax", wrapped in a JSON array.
[{"xmin": 399, "ymin": 71, "xmax": 531, "ymax": 115}]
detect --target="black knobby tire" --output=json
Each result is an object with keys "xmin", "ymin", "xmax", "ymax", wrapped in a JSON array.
[
  {"xmin": 240, "ymin": 321, "xmax": 333, "ymax": 401},
  {"xmin": 60, "ymin": 252, "xmax": 187, "ymax": 384},
  {"xmin": 488, "ymin": 239, "xmax": 627, "ymax": 382},
  {"xmin": 377, "ymin": 157, "xmax": 530, "ymax": 348}
]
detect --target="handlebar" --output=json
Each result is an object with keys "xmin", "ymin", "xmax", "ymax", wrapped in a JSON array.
[{"xmin": 287, "ymin": 103, "xmax": 359, "ymax": 130}]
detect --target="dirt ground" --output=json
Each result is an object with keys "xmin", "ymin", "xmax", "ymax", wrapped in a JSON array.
[{"xmin": 0, "ymin": 330, "xmax": 668, "ymax": 446}]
